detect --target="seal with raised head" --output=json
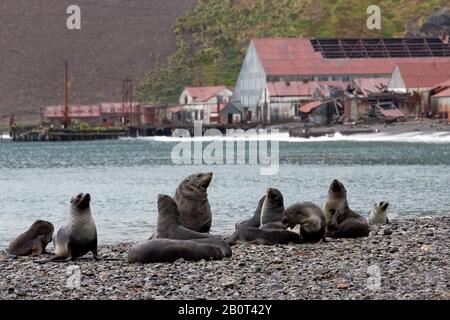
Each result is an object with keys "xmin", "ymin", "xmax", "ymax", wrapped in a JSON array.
[
  {"xmin": 235, "ymin": 195, "xmax": 266, "ymax": 230},
  {"xmin": 323, "ymin": 180, "xmax": 369, "ymax": 238},
  {"xmin": 156, "ymin": 194, "xmax": 217, "ymax": 240},
  {"xmin": 227, "ymin": 227, "xmax": 303, "ymax": 246},
  {"xmin": 53, "ymin": 193, "xmax": 99, "ymax": 261},
  {"xmin": 127, "ymin": 239, "xmax": 225, "ymax": 264},
  {"xmin": 8, "ymin": 220, "xmax": 54, "ymax": 256},
  {"xmin": 282, "ymin": 202, "xmax": 327, "ymax": 243},
  {"xmin": 327, "ymin": 208, "xmax": 369, "ymax": 238},
  {"xmin": 260, "ymin": 188, "xmax": 285, "ymax": 229},
  {"xmin": 174, "ymin": 172, "xmax": 213, "ymax": 233},
  {"xmin": 369, "ymin": 201, "xmax": 389, "ymax": 225},
  {"xmin": 324, "ymin": 179, "xmax": 349, "ymax": 224}
]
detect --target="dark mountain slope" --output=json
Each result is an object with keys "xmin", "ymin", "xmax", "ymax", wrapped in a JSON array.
[{"xmin": 0, "ymin": 0, "xmax": 196, "ymax": 123}]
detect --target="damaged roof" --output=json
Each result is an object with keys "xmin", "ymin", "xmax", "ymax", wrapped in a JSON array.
[{"xmin": 252, "ymin": 38, "xmax": 450, "ymax": 77}]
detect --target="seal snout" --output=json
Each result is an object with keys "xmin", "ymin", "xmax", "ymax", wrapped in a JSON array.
[
  {"xmin": 330, "ymin": 179, "xmax": 344, "ymax": 193},
  {"xmin": 76, "ymin": 193, "xmax": 91, "ymax": 209},
  {"xmin": 201, "ymin": 172, "xmax": 213, "ymax": 187}
]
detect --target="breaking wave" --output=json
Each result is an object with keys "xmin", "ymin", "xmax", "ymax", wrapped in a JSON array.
[{"xmin": 125, "ymin": 131, "xmax": 450, "ymax": 144}]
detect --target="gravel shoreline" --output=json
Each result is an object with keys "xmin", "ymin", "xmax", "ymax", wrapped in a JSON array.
[{"xmin": 0, "ymin": 217, "xmax": 449, "ymax": 300}]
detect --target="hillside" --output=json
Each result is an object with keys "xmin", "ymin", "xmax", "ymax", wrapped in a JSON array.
[
  {"xmin": 137, "ymin": 0, "xmax": 450, "ymax": 105},
  {"xmin": 0, "ymin": 0, "xmax": 196, "ymax": 124}
]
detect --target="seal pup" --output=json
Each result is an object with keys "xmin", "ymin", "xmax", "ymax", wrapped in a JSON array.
[
  {"xmin": 8, "ymin": 220, "xmax": 54, "ymax": 256},
  {"xmin": 227, "ymin": 227, "xmax": 303, "ymax": 246},
  {"xmin": 369, "ymin": 201, "xmax": 389, "ymax": 225},
  {"xmin": 235, "ymin": 195, "xmax": 266, "ymax": 230},
  {"xmin": 174, "ymin": 172, "xmax": 213, "ymax": 233},
  {"xmin": 282, "ymin": 202, "xmax": 327, "ymax": 243},
  {"xmin": 260, "ymin": 188, "xmax": 285, "ymax": 229},
  {"xmin": 156, "ymin": 194, "xmax": 217, "ymax": 240},
  {"xmin": 328, "ymin": 208, "xmax": 369, "ymax": 238},
  {"xmin": 323, "ymin": 180, "xmax": 369, "ymax": 238},
  {"xmin": 127, "ymin": 239, "xmax": 225, "ymax": 264},
  {"xmin": 53, "ymin": 193, "xmax": 99, "ymax": 261}
]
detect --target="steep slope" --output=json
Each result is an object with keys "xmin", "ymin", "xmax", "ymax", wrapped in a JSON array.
[{"xmin": 0, "ymin": 0, "xmax": 196, "ymax": 123}]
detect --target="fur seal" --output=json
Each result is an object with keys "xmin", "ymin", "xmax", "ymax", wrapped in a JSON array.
[
  {"xmin": 324, "ymin": 179, "xmax": 348, "ymax": 224},
  {"xmin": 127, "ymin": 239, "xmax": 225, "ymax": 263},
  {"xmin": 327, "ymin": 208, "xmax": 369, "ymax": 238},
  {"xmin": 53, "ymin": 193, "xmax": 99, "ymax": 261},
  {"xmin": 227, "ymin": 227, "xmax": 303, "ymax": 246},
  {"xmin": 282, "ymin": 202, "xmax": 327, "ymax": 243},
  {"xmin": 323, "ymin": 180, "xmax": 369, "ymax": 238},
  {"xmin": 260, "ymin": 188, "xmax": 285, "ymax": 229},
  {"xmin": 8, "ymin": 220, "xmax": 54, "ymax": 256},
  {"xmin": 156, "ymin": 194, "xmax": 217, "ymax": 240},
  {"xmin": 174, "ymin": 172, "xmax": 213, "ymax": 233},
  {"xmin": 369, "ymin": 201, "xmax": 389, "ymax": 225},
  {"xmin": 235, "ymin": 195, "xmax": 266, "ymax": 230}
]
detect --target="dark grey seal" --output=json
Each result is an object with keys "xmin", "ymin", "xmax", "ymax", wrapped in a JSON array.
[
  {"xmin": 327, "ymin": 208, "xmax": 370, "ymax": 238},
  {"xmin": 174, "ymin": 172, "xmax": 213, "ymax": 233},
  {"xmin": 227, "ymin": 227, "xmax": 303, "ymax": 246},
  {"xmin": 127, "ymin": 239, "xmax": 225, "ymax": 263},
  {"xmin": 260, "ymin": 188, "xmax": 285, "ymax": 229},
  {"xmin": 8, "ymin": 220, "xmax": 54, "ymax": 256},
  {"xmin": 156, "ymin": 194, "xmax": 218, "ymax": 240},
  {"xmin": 235, "ymin": 195, "xmax": 266, "ymax": 230},
  {"xmin": 282, "ymin": 202, "xmax": 327, "ymax": 243},
  {"xmin": 324, "ymin": 180, "xmax": 369, "ymax": 238}
]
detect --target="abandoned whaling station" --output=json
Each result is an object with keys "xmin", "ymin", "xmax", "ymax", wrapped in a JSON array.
[{"xmin": 8, "ymin": 36, "xmax": 450, "ymax": 141}]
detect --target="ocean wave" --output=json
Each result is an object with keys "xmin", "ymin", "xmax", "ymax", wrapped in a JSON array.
[
  {"xmin": 122, "ymin": 131, "xmax": 450, "ymax": 144},
  {"xmin": 0, "ymin": 133, "xmax": 11, "ymax": 140}
]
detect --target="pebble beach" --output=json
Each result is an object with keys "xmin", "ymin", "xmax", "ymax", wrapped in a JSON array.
[{"xmin": 0, "ymin": 217, "xmax": 449, "ymax": 300}]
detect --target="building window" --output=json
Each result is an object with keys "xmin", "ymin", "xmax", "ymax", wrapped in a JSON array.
[
  {"xmin": 200, "ymin": 110, "xmax": 204, "ymax": 120},
  {"xmin": 184, "ymin": 96, "xmax": 188, "ymax": 104}
]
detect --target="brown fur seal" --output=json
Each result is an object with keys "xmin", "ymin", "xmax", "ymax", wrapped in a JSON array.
[
  {"xmin": 227, "ymin": 227, "xmax": 303, "ymax": 246},
  {"xmin": 369, "ymin": 201, "xmax": 389, "ymax": 225},
  {"xmin": 282, "ymin": 202, "xmax": 327, "ymax": 243},
  {"xmin": 156, "ymin": 194, "xmax": 217, "ymax": 240},
  {"xmin": 174, "ymin": 172, "xmax": 213, "ymax": 233},
  {"xmin": 53, "ymin": 193, "xmax": 99, "ymax": 261},
  {"xmin": 127, "ymin": 239, "xmax": 225, "ymax": 263},
  {"xmin": 260, "ymin": 188, "xmax": 285, "ymax": 229},
  {"xmin": 328, "ymin": 209, "xmax": 369, "ymax": 238},
  {"xmin": 235, "ymin": 195, "xmax": 266, "ymax": 230},
  {"xmin": 8, "ymin": 220, "xmax": 54, "ymax": 256},
  {"xmin": 324, "ymin": 180, "xmax": 369, "ymax": 238}
]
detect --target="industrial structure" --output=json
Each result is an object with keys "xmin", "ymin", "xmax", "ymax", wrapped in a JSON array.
[{"xmin": 232, "ymin": 37, "xmax": 450, "ymax": 123}]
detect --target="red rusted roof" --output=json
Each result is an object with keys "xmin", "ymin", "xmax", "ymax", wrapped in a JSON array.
[
  {"xmin": 353, "ymin": 78, "xmax": 390, "ymax": 95},
  {"xmin": 252, "ymin": 38, "xmax": 450, "ymax": 76},
  {"xmin": 431, "ymin": 79, "xmax": 450, "ymax": 91},
  {"xmin": 267, "ymin": 80, "xmax": 348, "ymax": 97},
  {"xmin": 433, "ymin": 88, "xmax": 450, "ymax": 98},
  {"xmin": 395, "ymin": 62, "xmax": 450, "ymax": 89},
  {"xmin": 299, "ymin": 100, "xmax": 327, "ymax": 113},
  {"xmin": 185, "ymin": 86, "xmax": 231, "ymax": 102}
]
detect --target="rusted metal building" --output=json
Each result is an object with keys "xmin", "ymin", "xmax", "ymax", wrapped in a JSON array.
[{"xmin": 233, "ymin": 37, "xmax": 450, "ymax": 122}]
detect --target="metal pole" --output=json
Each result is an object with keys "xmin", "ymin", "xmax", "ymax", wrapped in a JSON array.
[{"xmin": 64, "ymin": 59, "xmax": 69, "ymax": 128}]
